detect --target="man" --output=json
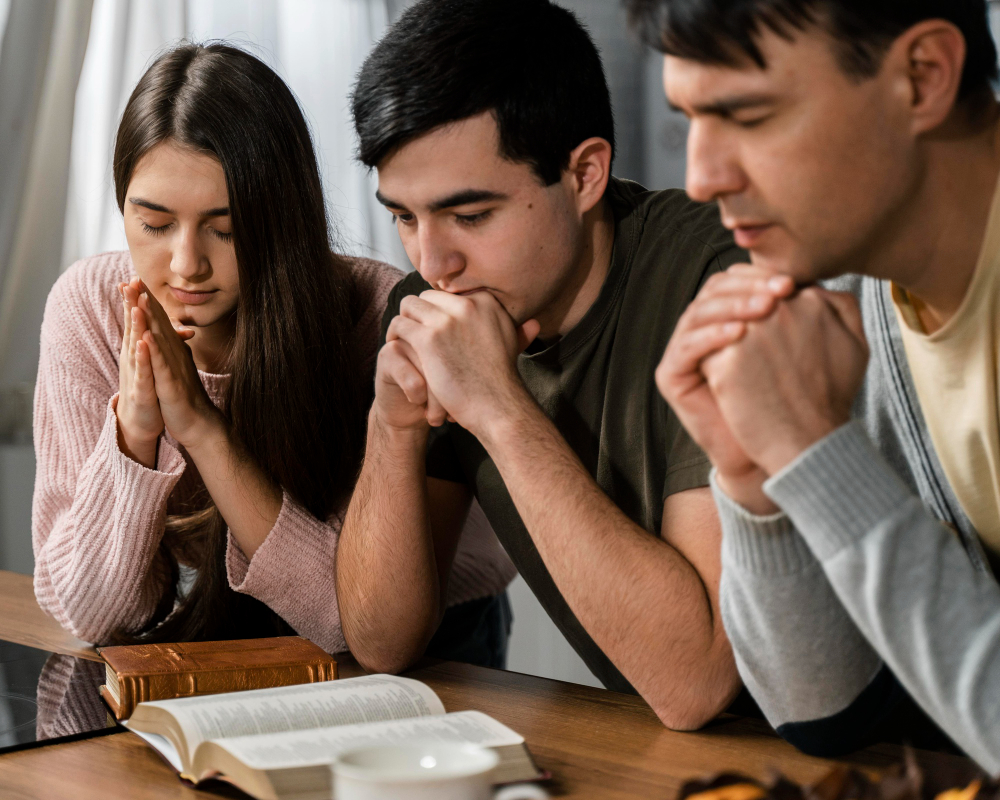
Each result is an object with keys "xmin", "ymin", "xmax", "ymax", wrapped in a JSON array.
[
  {"xmin": 628, "ymin": 0, "xmax": 1000, "ymax": 771},
  {"xmin": 335, "ymin": 0, "xmax": 747, "ymax": 729}
]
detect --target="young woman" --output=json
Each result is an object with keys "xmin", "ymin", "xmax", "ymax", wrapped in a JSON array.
[{"xmin": 31, "ymin": 43, "xmax": 515, "ymax": 663}]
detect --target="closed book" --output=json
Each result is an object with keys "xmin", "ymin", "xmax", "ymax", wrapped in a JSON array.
[{"xmin": 97, "ymin": 636, "xmax": 337, "ymax": 720}]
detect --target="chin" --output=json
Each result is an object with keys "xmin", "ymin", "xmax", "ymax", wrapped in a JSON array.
[
  {"xmin": 169, "ymin": 308, "xmax": 217, "ymax": 328},
  {"xmin": 747, "ymin": 249, "xmax": 824, "ymax": 285}
]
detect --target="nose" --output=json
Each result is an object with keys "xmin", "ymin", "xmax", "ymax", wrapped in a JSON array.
[
  {"xmin": 169, "ymin": 224, "xmax": 210, "ymax": 283},
  {"xmin": 414, "ymin": 222, "xmax": 464, "ymax": 288},
  {"xmin": 685, "ymin": 119, "xmax": 747, "ymax": 204}
]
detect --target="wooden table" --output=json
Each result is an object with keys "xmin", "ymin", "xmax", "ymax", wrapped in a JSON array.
[{"xmin": 0, "ymin": 570, "xmax": 971, "ymax": 799}]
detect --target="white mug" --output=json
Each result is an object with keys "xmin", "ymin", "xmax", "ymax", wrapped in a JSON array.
[{"xmin": 331, "ymin": 743, "xmax": 548, "ymax": 800}]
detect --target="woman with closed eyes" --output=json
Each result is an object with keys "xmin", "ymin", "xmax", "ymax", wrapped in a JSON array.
[{"xmin": 31, "ymin": 43, "xmax": 516, "ymax": 661}]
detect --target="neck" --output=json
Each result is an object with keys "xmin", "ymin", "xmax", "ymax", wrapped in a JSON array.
[
  {"xmin": 859, "ymin": 103, "xmax": 1000, "ymax": 333},
  {"xmin": 188, "ymin": 310, "xmax": 236, "ymax": 374},
  {"xmin": 535, "ymin": 197, "xmax": 616, "ymax": 340}
]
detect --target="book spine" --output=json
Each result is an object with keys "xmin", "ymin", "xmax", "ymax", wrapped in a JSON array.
[
  {"xmin": 117, "ymin": 675, "xmax": 150, "ymax": 719},
  {"xmin": 128, "ymin": 662, "xmax": 337, "ymax": 703}
]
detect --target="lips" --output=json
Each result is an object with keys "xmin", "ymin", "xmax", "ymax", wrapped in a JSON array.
[
  {"xmin": 169, "ymin": 286, "xmax": 217, "ymax": 305},
  {"xmin": 730, "ymin": 223, "xmax": 774, "ymax": 250}
]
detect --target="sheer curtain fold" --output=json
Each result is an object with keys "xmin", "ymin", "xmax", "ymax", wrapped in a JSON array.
[
  {"xmin": 63, "ymin": 0, "xmax": 189, "ymax": 265},
  {"xmin": 0, "ymin": 0, "xmax": 93, "ymax": 438}
]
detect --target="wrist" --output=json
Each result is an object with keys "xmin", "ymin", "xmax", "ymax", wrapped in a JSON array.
[
  {"xmin": 475, "ymin": 386, "xmax": 541, "ymax": 453},
  {"xmin": 371, "ymin": 406, "xmax": 429, "ymax": 452},
  {"xmin": 177, "ymin": 407, "xmax": 228, "ymax": 454},
  {"xmin": 715, "ymin": 466, "xmax": 779, "ymax": 515},
  {"xmin": 115, "ymin": 415, "xmax": 159, "ymax": 469},
  {"xmin": 758, "ymin": 420, "xmax": 840, "ymax": 477}
]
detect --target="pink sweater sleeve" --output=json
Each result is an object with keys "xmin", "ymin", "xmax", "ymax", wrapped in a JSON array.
[
  {"xmin": 226, "ymin": 494, "xmax": 348, "ymax": 652},
  {"xmin": 32, "ymin": 256, "xmax": 186, "ymax": 643}
]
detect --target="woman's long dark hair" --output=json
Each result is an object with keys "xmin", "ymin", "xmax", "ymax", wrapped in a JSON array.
[{"xmin": 112, "ymin": 43, "xmax": 368, "ymax": 643}]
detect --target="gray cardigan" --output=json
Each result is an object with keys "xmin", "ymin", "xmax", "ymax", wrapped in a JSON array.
[{"xmin": 716, "ymin": 274, "xmax": 1000, "ymax": 774}]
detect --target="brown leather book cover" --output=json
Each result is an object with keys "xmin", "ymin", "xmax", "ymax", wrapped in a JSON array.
[{"xmin": 97, "ymin": 636, "xmax": 337, "ymax": 720}]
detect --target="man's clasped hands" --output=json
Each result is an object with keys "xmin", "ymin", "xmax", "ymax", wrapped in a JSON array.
[
  {"xmin": 659, "ymin": 265, "xmax": 870, "ymax": 514},
  {"xmin": 115, "ymin": 278, "xmax": 221, "ymax": 469},
  {"xmin": 377, "ymin": 267, "xmax": 870, "ymax": 517}
]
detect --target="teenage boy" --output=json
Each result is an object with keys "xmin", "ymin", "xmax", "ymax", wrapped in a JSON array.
[
  {"xmin": 335, "ymin": 0, "xmax": 747, "ymax": 729},
  {"xmin": 628, "ymin": 0, "xmax": 1000, "ymax": 771}
]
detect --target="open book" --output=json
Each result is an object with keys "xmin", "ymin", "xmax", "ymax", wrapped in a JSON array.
[{"xmin": 124, "ymin": 673, "xmax": 541, "ymax": 800}]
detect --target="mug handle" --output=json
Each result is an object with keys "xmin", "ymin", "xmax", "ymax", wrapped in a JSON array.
[{"xmin": 494, "ymin": 784, "xmax": 549, "ymax": 800}]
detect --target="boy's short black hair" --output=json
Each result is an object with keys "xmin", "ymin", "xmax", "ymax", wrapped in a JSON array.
[
  {"xmin": 352, "ymin": 0, "xmax": 615, "ymax": 185},
  {"xmin": 625, "ymin": 0, "xmax": 998, "ymax": 101}
]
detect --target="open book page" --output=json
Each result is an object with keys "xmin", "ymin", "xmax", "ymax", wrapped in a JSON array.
[
  {"xmin": 132, "ymin": 674, "xmax": 444, "ymax": 762},
  {"xmin": 211, "ymin": 711, "xmax": 523, "ymax": 770},
  {"xmin": 130, "ymin": 730, "xmax": 183, "ymax": 773}
]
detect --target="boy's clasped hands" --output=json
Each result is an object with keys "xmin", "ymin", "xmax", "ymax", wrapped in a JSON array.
[
  {"xmin": 114, "ymin": 277, "xmax": 221, "ymax": 469},
  {"xmin": 379, "ymin": 288, "xmax": 540, "ymax": 442}
]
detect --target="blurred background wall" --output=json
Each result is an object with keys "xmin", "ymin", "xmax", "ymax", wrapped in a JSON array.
[{"xmin": 4, "ymin": 0, "xmax": 999, "ymax": 690}]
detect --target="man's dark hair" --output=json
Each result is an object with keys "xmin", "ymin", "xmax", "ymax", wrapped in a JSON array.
[
  {"xmin": 352, "ymin": 0, "xmax": 615, "ymax": 184},
  {"xmin": 625, "ymin": 0, "xmax": 998, "ymax": 101}
]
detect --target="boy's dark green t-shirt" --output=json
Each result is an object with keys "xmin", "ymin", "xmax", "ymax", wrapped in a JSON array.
[{"xmin": 380, "ymin": 178, "xmax": 745, "ymax": 693}]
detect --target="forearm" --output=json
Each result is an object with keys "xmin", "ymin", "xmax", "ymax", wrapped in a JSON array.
[
  {"xmin": 479, "ymin": 399, "xmax": 739, "ymax": 729},
  {"xmin": 336, "ymin": 409, "xmax": 440, "ymax": 673},
  {"xmin": 765, "ymin": 423, "xmax": 1000, "ymax": 774},
  {"xmin": 713, "ymin": 475, "xmax": 885, "ymax": 747},
  {"xmin": 182, "ymin": 412, "xmax": 282, "ymax": 559},
  {"xmin": 33, "ymin": 399, "xmax": 183, "ymax": 642}
]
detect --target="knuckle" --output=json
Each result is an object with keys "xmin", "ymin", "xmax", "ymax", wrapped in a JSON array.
[
  {"xmin": 705, "ymin": 272, "xmax": 727, "ymax": 288},
  {"xmin": 799, "ymin": 287, "xmax": 824, "ymax": 307},
  {"xmin": 379, "ymin": 341, "xmax": 402, "ymax": 363},
  {"xmin": 705, "ymin": 370, "xmax": 726, "ymax": 394},
  {"xmin": 431, "ymin": 317, "xmax": 454, "ymax": 338},
  {"xmin": 654, "ymin": 362, "xmax": 674, "ymax": 395}
]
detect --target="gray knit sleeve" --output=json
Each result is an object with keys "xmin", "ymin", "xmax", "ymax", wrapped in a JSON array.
[
  {"xmin": 713, "ymin": 473, "xmax": 883, "ymax": 729},
  {"xmin": 764, "ymin": 422, "xmax": 1000, "ymax": 775}
]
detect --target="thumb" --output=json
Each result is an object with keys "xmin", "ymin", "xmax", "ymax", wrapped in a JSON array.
[{"xmin": 517, "ymin": 319, "xmax": 541, "ymax": 352}]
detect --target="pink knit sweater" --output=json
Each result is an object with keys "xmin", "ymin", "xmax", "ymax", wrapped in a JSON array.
[{"xmin": 32, "ymin": 251, "xmax": 516, "ymax": 652}]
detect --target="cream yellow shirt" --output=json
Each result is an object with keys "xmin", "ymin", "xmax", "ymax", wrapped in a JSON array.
[{"xmin": 892, "ymin": 176, "xmax": 1000, "ymax": 556}]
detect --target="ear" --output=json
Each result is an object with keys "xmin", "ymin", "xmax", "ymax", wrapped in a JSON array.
[
  {"xmin": 887, "ymin": 20, "xmax": 967, "ymax": 135},
  {"xmin": 565, "ymin": 137, "xmax": 612, "ymax": 215}
]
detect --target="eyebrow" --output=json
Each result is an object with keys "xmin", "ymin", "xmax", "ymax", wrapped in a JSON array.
[
  {"xmin": 375, "ymin": 189, "xmax": 508, "ymax": 213},
  {"xmin": 669, "ymin": 94, "xmax": 777, "ymax": 117},
  {"xmin": 128, "ymin": 198, "xmax": 230, "ymax": 217}
]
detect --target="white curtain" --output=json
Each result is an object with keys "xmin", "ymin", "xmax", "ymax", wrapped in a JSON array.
[{"xmin": 0, "ymin": 0, "xmax": 93, "ymax": 435}]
